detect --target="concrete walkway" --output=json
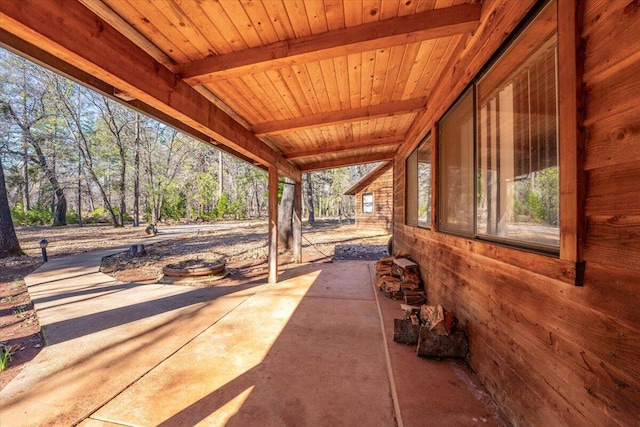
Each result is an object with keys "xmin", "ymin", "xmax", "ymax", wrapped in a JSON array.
[{"xmin": 0, "ymin": 241, "xmax": 507, "ymax": 426}]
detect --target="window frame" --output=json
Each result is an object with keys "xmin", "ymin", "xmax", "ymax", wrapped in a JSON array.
[
  {"xmin": 405, "ymin": 133, "xmax": 433, "ymax": 229},
  {"xmin": 362, "ymin": 192, "xmax": 374, "ymax": 214},
  {"xmin": 434, "ymin": 0, "xmax": 567, "ymax": 256}
]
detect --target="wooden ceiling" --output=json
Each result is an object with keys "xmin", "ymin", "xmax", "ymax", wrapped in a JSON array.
[{"xmin": 0, "ymin": 0, "xmax": 481, "ymax": 177}]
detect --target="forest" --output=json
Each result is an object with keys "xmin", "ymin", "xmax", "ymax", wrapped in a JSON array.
[{"xmin": 0, "ymin": 49, "xmax": 376, "ymax": 232}]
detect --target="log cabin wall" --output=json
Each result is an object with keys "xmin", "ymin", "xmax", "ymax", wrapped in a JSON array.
[
  {"xmin": 353, "ymin": 167, "xmax": 393, "ymax": 231},
  {"xmin": 392, "ymin": 0, "xmax": 640, "ymax": 425}
]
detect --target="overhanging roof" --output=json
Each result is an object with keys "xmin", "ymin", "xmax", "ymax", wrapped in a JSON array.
[
  {"xmin": 344, "ymin": 161, "xmax": 393, "ymax": 195},
  {"xmin": 0, "ymin": 0, "xmax": 482, "ymax": 176}
]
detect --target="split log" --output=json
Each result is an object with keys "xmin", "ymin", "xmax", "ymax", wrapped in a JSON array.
[
  {"xmin": 394, "ymin": 318, "xmax": 420, "ymax": 345},
  {"xmin": 416, "ymin": 328, "xmax": 469, "ymax": 359},
  {"xmin": 420, "ymin": 304, "xmax": 455, "ymax": 335}
]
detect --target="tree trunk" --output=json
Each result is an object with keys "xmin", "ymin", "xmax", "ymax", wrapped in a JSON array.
[
  {"xmin": 278, "ymin": 178, "xmax": 295, "ymax": 249},
  {"xmin": 77, "ymin": 149, "xmax": 83, "ymax": 226},
  {"xmin": 22, "ymin": 142, "xmax": 30, "ymax": 212},
  {"xmin": 306, "ymin": 172, "xmax": 315, "ymax": 223},
  {"xmin": 0, "ymin": 159, "xmax": 23, "ymax": 258},
  {"xmin": 218, "ymin": 150, "xmax": 223, "ymax": 200},
  {"xmin": 133, "ymin": 114, "xmax": 140, "ymax": 227}
]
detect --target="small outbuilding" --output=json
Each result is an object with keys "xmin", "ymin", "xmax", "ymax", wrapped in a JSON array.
[{"xmin": 344, "ymin": 162, "xmax": 393, "ymax": 231}]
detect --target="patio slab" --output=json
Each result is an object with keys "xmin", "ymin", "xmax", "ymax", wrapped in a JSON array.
[{"xmin": 1, "ymin": 245, "xmax": 508, "ymax": 427}]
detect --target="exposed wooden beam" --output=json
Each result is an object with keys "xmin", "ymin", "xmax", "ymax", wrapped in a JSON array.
[
  {"xmin": 179, "ymin": 3, "xmax": 482, "ymax": 84},
  {"xmin": 284, "ymin": 136, "xmax": 403, "ymax": 160},
  {"xmin": 255, "ymin": 99, "xmax": 425, "ymax": 136},
  {"xmin": 0, "ymin": 0, "xmax": 300, "ymax": 182},
  {"xmin": 0, "ymin": 27, "xmax": 264, "ymax": 170},
  {"xmin": 299, "ymin": 152, "xmax": 394, "ymax": 171}
]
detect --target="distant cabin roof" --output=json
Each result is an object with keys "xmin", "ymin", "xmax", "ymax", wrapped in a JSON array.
[{"xmin": 344, "ymin": 162, "xmax": 393, "ymax": 196}]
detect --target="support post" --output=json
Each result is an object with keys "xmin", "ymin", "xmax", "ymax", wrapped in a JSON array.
[
  {"xmin": 268, "ymin": 165, "xmax": 279, "ymax": 283},
  {"xmin": 293, "ymin": 180, "xmax": 302, "ymax": 263}
]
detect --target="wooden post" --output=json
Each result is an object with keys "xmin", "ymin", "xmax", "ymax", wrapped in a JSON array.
[
  {"xmin": 293, "ymin": 180, "xmax": 302, "ymax": 263},
  {"xmin": 268, "ymin": 165, "xmax": 279, "ymax": 283}
]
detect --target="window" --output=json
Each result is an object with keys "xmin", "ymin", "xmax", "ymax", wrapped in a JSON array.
[
  {"xmin": 362, "ymin": 193, "xmax": 374, "ymax": 214},
  {"xmin": 437, "ymin": 0, "xmax": 559, "ymax": 252},
  {"xmin": 476, "ymin": 1, "xmax": 558, "ymax": 248},
  {"xmin": 439, "ymin": 88, "xmax": 475, "ymax": 236},
  {"xmin": 406, "ymin": 150, "xmax": 418, "ymax": 226},
  {"xmin": 406, "ymin": 134, "xmax": 432, "ymax": 228},
  {"xmin": 417, "ymin": 136, "xmax": 432, "ymax": 228}
]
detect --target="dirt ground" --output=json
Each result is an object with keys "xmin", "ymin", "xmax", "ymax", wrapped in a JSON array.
[{"xmin": 0, "ymin": 220, "xmax": 390, "ymax": 390}]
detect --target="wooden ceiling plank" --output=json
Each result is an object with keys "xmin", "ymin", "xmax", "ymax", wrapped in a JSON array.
[
  {"xmin": 304, "ymin": 61, "xmax": 332, "ymax": 114},
  {"xmin": 371, "ymin": 46, "xmax": 391, "ymax": 105},
  {"xmin": 173, "ymin": 0, "xmax": 234, "ymax": 55},
  {"xmin": 304, "ymin": 0, "xmax": 329, "ymax": 34},
  {"xmin": 344, "ymin": 0, "xmax": 364, "ymax": 27},
  {"xmin": 299, "ymin": 151, "xmax": 394, "ymax": 171},
  {"xmin": 413, "ymin": 35, "xmax": 456, "ymax": 97},
  {"xmin": 333, "ymin": 56, "xmax": 351, "ymax": 111},
  {"xmin": 127, "ymin": 0, "xmax": 202, "ymax": 62},
  {"xmin": 347, "ymin": 52, "xmax": 363, "ymax": 109},
  {"xmin": 391, "ymin": 41, "xmax": 421, "ymax": 101},
  {"xmin": 254, "ymin": 97, "xmax": 426, "ymax": 136},
  {"xmin": 283, "ymin": 0, "xmax": 313, "ymax": 38},
  {"xmin": 319, "ymin": 58, "xmax": 342, "ymax": 111},
  {"xmin": 197, "ymin": 0, "xmax": 248, "ymax": 52},
  {"xmin": 279, "ymin": 66, "xmax": 314, "ymax": 117},
  {"xmin": 291, "ymin": 63, "xmax": 320, "ymax": 115},
  {"xmin": 324, "ymin": 0, "xmax": 347, "ymax": 31},
  {"xmin": 284, "ymin": 135, "xmax": 403, "ymax": 160},
  {"xmin": 265, "ymin": 68, "xmax": 305, "ymax": 118},
  {"xmin": 218, "ymin": 1, "xmax": 264, "ymax": 48},
  {"xmin": 381, "ymin": 45, "xmax": 405, "ymax": 101},
  {"xmin": 103, "ymin": 0, "xmax": 192, "ymax": 64},
  {"xmin": 401, "ymin": 38, "xmax": 436, "ymax": 99},
  {"xmin": 360, "ymin": 49, "xmax": 376, "ymax": 107},
  {"xmin": 362, "ymin": 0, "xmax": 384, "ymax": 24},
  {"xmin": 154, "ymin": 0, "xmax": 214, "ymax": 59},
  {"xmin": 261, "ymin": 1, "xmax": 296, "ymax": 40},
  {"xmin": 242, "ymin": 73, "xmax": 292, "ymax": 121},
  {"xmin": 239, "ymin": 1, "xmax": 280, "ymax": 46},
  {"xmin": 179, "ymin": 2, "xmax": 481, "ymax": 84},
  {"xmin": 0, "ymin": 0, "xmax": 300, "ymax": 181}
]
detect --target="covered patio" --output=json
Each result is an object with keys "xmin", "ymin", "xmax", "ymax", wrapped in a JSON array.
[{"xmin": 0, "ymin": 244, "xmax": 505, "ymax": 426}]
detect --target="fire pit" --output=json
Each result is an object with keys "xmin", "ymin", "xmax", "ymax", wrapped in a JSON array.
[{"xmin": 160, "ymin": 258, "xmax": 228, "ymax": 285}]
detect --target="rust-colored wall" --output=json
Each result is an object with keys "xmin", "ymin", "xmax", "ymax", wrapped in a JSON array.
[
  {"xmin": 392, "ymin": 1, "xmax": 640, "ymax": 425},
  {"xmin": 354, "ymin": 167, "xmax": 393, "ymax": 231}
]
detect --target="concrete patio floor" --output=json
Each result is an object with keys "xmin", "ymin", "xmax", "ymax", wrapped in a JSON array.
[{"xmin": 0, "ymin": 245, "xmax": 508, "ymax": 426}]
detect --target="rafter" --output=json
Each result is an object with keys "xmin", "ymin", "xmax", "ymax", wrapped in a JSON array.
[
  {"xmin": 178, "ymin": 3, "xmax": 482, "ymax": 84},
  {"xmin": 255, "ymin": 99, "xmax": 426, "ymax": 136},
  {"xmin": 0, "ymin": 0, "xmax": 300, "ymax": 181},
  {"xmin": 284, "ymin": 136, "xmax": 403, "ymax": 160},
  {"xmin": 298, "ymin": 152, "xmax": 394, "ymax": 172}
]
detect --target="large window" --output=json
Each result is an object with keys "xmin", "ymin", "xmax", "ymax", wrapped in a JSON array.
[
  {"xmin": 439, "ymin": 89, "xmax": 475, "ymax": 236},
  {"xmin": 437, "ymin": 0, "xmax": 559, "ymax": 251},
  {"xmin": 406, "ymin": 134, "xmax": 432, "ymax": 228}
]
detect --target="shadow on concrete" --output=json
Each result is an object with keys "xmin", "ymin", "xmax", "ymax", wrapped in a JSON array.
[{"xmin": 42, "ymin": 280, "xmax": 266, "ymax": 345}]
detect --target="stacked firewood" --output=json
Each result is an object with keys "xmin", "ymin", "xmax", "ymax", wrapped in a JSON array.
[
  {"xmin": 394, "ymin": 303, "xmax": 468, "ymax": 359},
  {"xmin": 374, "ymin": 256, "xmax": 426, "ymax": 304}
]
